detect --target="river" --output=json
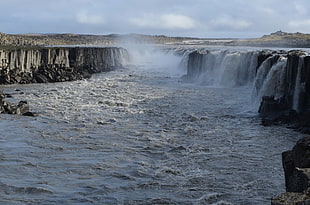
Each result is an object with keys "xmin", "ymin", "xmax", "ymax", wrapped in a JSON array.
[{"xmin": 0, "ymin": 46, "xmax": 304, "ymax": 204}]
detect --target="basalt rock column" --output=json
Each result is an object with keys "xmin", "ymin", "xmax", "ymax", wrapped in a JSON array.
[{"xmin": 0, "ymin": 47, "xmax": 130, "ymax": 84}]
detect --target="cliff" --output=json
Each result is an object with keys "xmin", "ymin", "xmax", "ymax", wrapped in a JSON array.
[
  {"xmin": 272, "ymin": 136, "xmax": 310, "ymax": 205},
  {"xmin": 185, "ymin": 48, "xmax": 310, "ymax": 204},
  {"xmin": 254, "ymin": 50, "xmax": 310, "ymax": 133},
  {"xmin": 185, "ymin": 48, "xmax": 310, "ymax": 131},
  {"xmin": 228, "ymin": 31, "xmax": 310, "ymax": 48},
  {"xmin": 0, "ymin": 47, "xmax": 130, "ymax": 84}
]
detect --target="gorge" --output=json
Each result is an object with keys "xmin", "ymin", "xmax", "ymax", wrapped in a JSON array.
[{"xmin": 1, "ymin": 44, "xmax": 310, "ymax": 204}]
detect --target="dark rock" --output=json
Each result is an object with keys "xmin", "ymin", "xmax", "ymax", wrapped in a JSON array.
[
  {"xmin": 14, "ymin": 101, "xmax": 29, "ymax": 115},
  {"xmin": 5, "ymin": 93, "xmax": 13, "ymax": 98},
  {"xmin": 3, "ymin": 101, "xmax": 15, "ymax": 114},
  {"xmin": 272, "ymin": 192, "xmax": 310, "ymax": 205},
  {"xmin": 34, "ymin": 73, "xmax": 49, "ymax": 83},
  {"xmin": 261, "ymin": 118, "xmax": 278, "ymax": 126},
  {"xmin": 0, "ymin": 90, "xmax": 5, "ymax": 101},
  {"xmin": 22, "ymin": 111, "xmax": 37, "ymax": 117},
  {"xmin": 0, "ymin": 90, "xmax": 33, "ymax": 116},
  {"xmin": 272, "ymin": 136, "xmax": 310, "ymax": 204},
  {"xmin": 259, "ymin": 96, "xmax": 288, "ymax": 114},
  {"xmin": 0, "ymin": 47, "xmax": 130, "ymax": 85}
]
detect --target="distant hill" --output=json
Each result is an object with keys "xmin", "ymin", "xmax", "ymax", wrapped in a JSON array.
[
  {"xmin": 1, "ymin": 31, "xmax": 310, "ymax": 48},
  {"xmin": 228, "ymin": 31, "xmax": 310, "ymax": 48},
  {"xmin": 0, "ymin": 32, "xmax": 203, "ymax": 47}
]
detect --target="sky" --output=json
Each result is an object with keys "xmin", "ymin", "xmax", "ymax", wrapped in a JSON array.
[{"xmin": 1, "ymin": 0, "xmax": 310, "ymax": 38}]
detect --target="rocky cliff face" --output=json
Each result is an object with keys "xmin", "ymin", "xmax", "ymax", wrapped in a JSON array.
[
  {"xmin": 0, "ymin": 47, "xmax": 129, "ymax": 84},
  {"xmin": 272, "ymin": 136, "xmax": 310, "ymax": 205},
  {"xmin": 185, "ymin": 49, "xmax": 310, "ymax": 204},
  {"xmin": 186, "ymin": 49, "xmax": 310, "ymax": 132},
  {"xmin": 185, "ymin": 49, "xmax": 259, "ymax": 87},
  {"xmin": 254, "ymin": 50, "xmax": 310, "ymax": 132}
]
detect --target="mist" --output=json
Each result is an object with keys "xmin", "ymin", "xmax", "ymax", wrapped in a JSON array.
[{"xmin": 122, "ymin": 43, "xmax": 187, "ymax": 77}]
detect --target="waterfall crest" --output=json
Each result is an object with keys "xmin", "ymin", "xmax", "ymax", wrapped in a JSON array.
[
  {"xmin": 186, "ymin": 49, "xmax": 258, "ymax": 87},
  {"xmin": 185, "ymin": 49, "xmax": 310, "ymax": 113}
]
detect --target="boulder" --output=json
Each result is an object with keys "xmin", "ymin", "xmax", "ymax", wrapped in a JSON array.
[
  {"xmin": 259, "ymin": 96, "xmax": 288, "ymax": 114},
  {"xmin": 0, "ymin": 91, "xmax": 35, "ymax": 116},
  {"xmin": 272, "ymin": 192, "xmax": 310, "ymax": 205},
  {"xmin": 272, "ymin": 136, "xmax": 310, "ymax": 204},
  {"xmin": 14, "ymin": 101, "xmax": 30, "ymax": 115}
]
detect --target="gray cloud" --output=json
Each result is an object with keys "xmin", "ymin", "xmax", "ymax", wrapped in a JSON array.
[{"xmin": 0, "ymin": 0, "xmax": 310, "ymax": 37}]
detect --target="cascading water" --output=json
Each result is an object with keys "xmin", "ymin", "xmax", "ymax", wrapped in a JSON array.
[
  {"xmin": 185, "ymin": 48, "xmax": 309, "ymax": 113},
  {"xmin": 252, "ymin": 56, "xmax": 288, "ymax": 108},
  {"xmin": 1, "ymin": 45, "xmax": 308, "ymax": 204},
  {"xmin": 186, "ymin": 49, "xmax": 259, "ymax": 87},
  {"xmin": 292, "ymin": 56, "xmax": 305, "ymax": 112}
]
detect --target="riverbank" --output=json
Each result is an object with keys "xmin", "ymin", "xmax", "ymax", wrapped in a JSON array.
[{"xmin": 0, "ymin": 46, "xmax": 129, "ymax": 84}]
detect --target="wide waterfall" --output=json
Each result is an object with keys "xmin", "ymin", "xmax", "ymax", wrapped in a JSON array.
[
  {"xmin": 185, "ymin": 48, "xmax": 310, "ymax": 113},
  {"xmin": 252, "ymin": 55, "xmax": 288, "ymax": 108},
  {"xmin": 292, "ymin": 56, "xmax": 305, "ymax": 112},
  {"xmin": 0, "ymin": 45, "xmax": 307, "ymax": 204},
  {"xmin": 186, "ymin": 49, "xmax": 258, "ymax": 87}
]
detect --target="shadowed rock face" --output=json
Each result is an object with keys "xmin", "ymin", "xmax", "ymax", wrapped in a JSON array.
[
  {"xmin": 0, "ymin": 47, "xmax": 130, "ymax": 84},
  {"xmin": 186, "ymin": 49, "xmax": 310, "ymax": 132},
  {"xmin": 255, "ymin": 51, "xmax": 310, "ymax": 133},
  {"xmin": 272, "ymin": 136, "xmax": 310, "ymax": 205},
  {"xmin": 0, "ymin": 90, "xmax": 34, "ymax": 116}
]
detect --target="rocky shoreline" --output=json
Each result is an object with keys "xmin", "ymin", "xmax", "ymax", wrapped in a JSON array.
[
  {"xmin": 272, "ymin": 136, "xmax": 310, "ymax": 204},
  {"xmin": 0, "ymin": 90, "xmax": 35, "ymax": 116},
  {"xmin": 186, "ymin": 48, "xmax": 310, "ymax": 134},
  {"xmin": 2, "ymin": 44, "xmax": 310, "ymax": 203},
  {"xmin": 256, "ymin": 49, "xmax": 310, "ymax": 134},
  {"xmin": 239, "ymin": 50, "xmax": 310, "ymax": 204},
  {"xmin": 0, "ymin": 46, "xmax": 129, "ymax": 84},
  {"xmin": 0, "ymin": 46, "xmax": 130, "ymax": 116},
  {"xmin": 185, "ymin": 48, "xmax": 310, "ymax": 204}
]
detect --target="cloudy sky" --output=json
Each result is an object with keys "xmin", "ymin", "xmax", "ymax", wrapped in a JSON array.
[{"xmin": 1, "ymin": 0, "xmax": 310, "ymax": 38}]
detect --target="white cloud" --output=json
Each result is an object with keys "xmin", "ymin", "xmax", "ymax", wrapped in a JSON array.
[
  {"xmin": 130, "ymin": 13, "xmax": 196, "ymax": 30},
  {"xmin": 161, "ymin": 14, "xmax": 196, "ymax": 29},
  {"xmin": 261, "ymin": 7, "xmax": 274, "ymax": 15},
  {"xmin": 295, "ymin": 3, "xmax": 307, "ymax": 15},
  {"xmin": 211, "ymin": 16, "xmax": 252, "ymax": 30},
  {"xmin": 76, "ymin": 11, "xmax": 105, "ymax": 25},
  {"xmin": 288, "ymin": 19, "xmax": 310, "ymax": 31}
]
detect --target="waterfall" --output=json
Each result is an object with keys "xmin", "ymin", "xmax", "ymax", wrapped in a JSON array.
[
  {"xmin": 186, "ymin": 49, "xmax": 259, "ymax": 87},
  {"xmin": 185, "ymin": 48, "xmax": 309, "ymax": 113},
  {"xmin": 252, "ymin": 56, "xmax": 287, "ymax": 108},
  {"xmin": 292, "ymin": 56, "xmax": 304, "ymax": 112}
]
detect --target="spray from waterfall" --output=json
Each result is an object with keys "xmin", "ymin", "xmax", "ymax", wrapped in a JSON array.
[
  {"xmin": 119, "ymin": 42, "xmax": 187, "ymax": 77},
  {"xmin": 251, "ymin": 55, "xmax": 287, "ymax": 109}
]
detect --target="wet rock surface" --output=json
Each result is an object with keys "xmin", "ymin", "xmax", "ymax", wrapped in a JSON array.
[
  {"xmin": 272, "ymin": 136, "xmax": 310, "ymax": 205},
  {"xmin": 0, "ymin": 47, "xmax": 129, "ymax": 84},
  {"xmin": 252, "ymin": 51, "xmax": 310, "ymax": 134},
  {"xmin": 0, "ymin": 90, "xmax": 34, "ymax": 116}
]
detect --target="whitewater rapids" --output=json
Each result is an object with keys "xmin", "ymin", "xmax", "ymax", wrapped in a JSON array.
[{"xmin": 0, "ymin": 46, "xmax": 304, "ymax": 204}]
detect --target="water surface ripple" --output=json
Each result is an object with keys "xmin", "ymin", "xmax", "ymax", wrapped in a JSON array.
[{"xmin": 0, "ymin": 67, "xmax": 303, "ymax": 204}]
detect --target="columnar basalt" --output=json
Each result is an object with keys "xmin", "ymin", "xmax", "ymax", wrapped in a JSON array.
[
  {"xmin": 186, "ymin": 49, "xmax": 310, "ymax": 132},
  {"xmin": 185, "ymin": 49, "xmax": 310, "ymax": 204},
  {"xmin": 0, "ymin": 47, "xmax": 130, "ymax": 84},
  {"xmin": 272, "ymin": 136, "xmax": 310, "ymax": 205}
]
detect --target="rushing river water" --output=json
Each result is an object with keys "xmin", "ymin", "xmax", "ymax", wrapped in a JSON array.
[{"xmin": 0, "ymin": 48, "xmax": 305, "ymax": 204}]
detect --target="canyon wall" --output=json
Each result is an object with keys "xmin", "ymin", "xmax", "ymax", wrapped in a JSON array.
[
  {"xmin": 186, "ymin": 49, "xmax": 310, "ymax": 204},
  {"xmin": 0, "ymin": 47, "xmax": 129, "ymax": 84},
  {"xmin": 186, "ymin": 49, "xmax": 310, "ymax": 131}
]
